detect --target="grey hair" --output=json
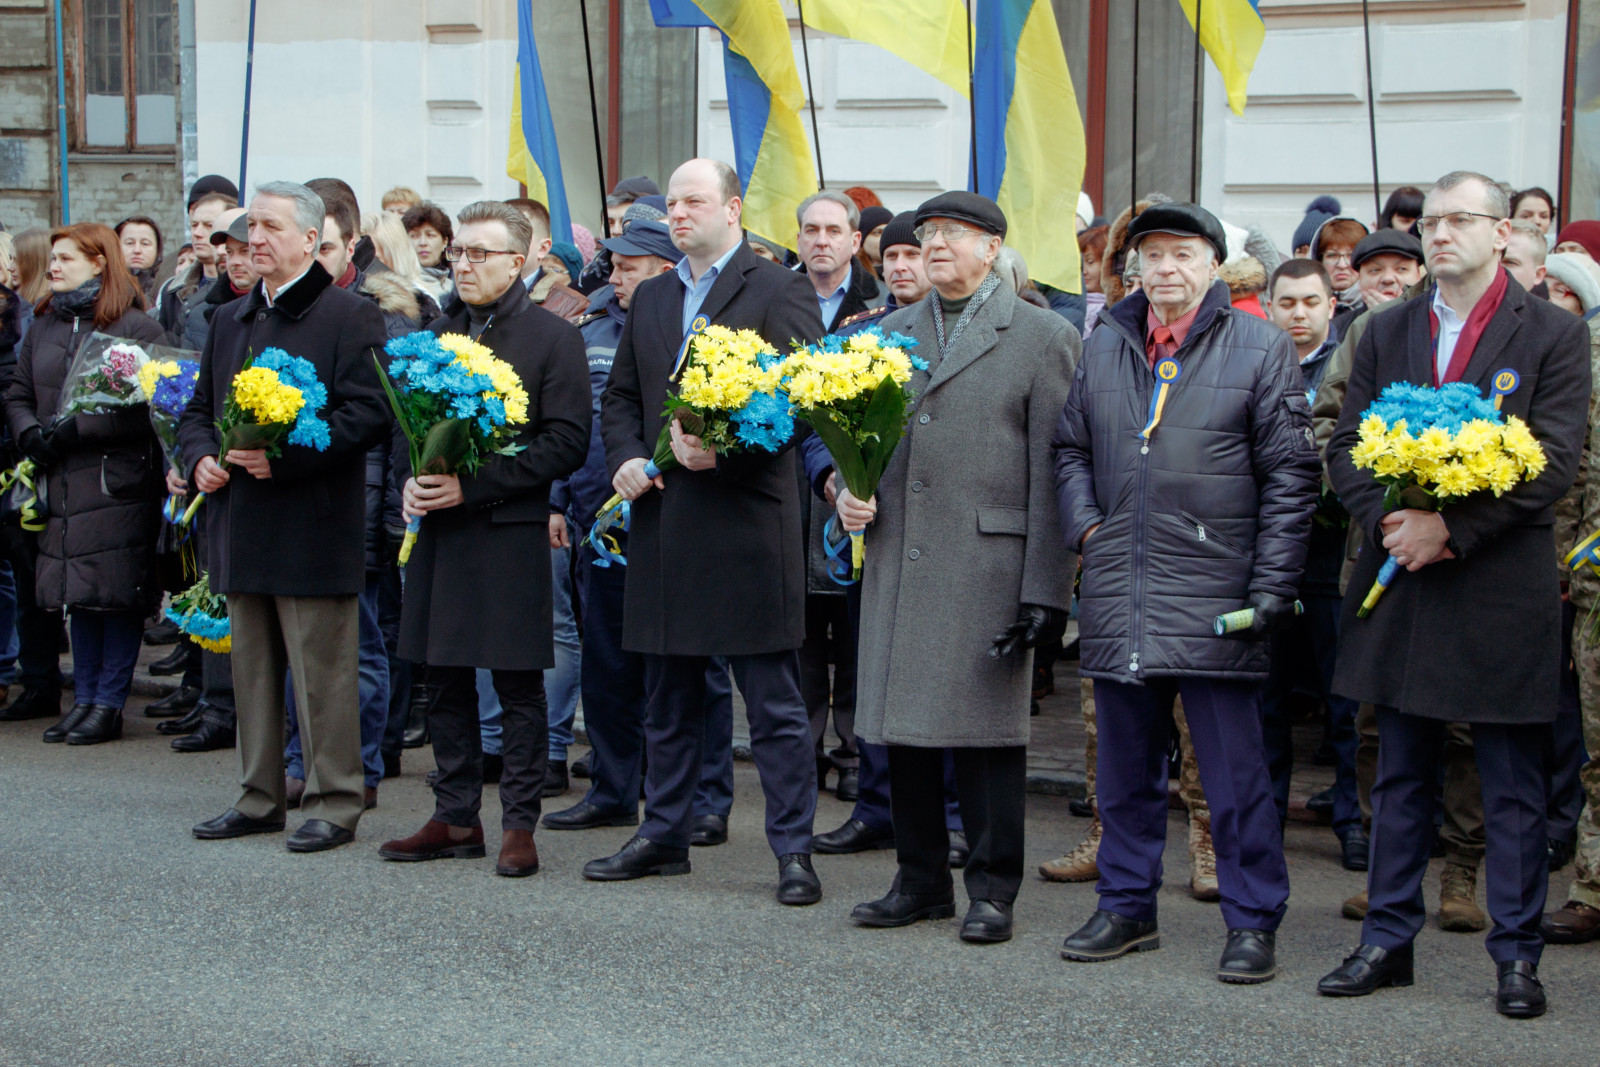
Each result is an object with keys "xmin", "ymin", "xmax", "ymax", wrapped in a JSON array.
[
  {"xmin": 254, "ymin": 181, "xmax": 324, "ymax": 238},
  {"xmin": 796, "ymin": 190, "xmax": 861, "ymax": 232},
  {"xmin": 1433, "ymin": 171, "xmax": 1511, "ymax": 219},
  {"xmin": 457, "ymin": 200, "xmax": 533, "ymax": 257},
  {"xmin": 1506, "ymin": 219, "xmax": 1548, "ymax": 263},
  {"xmin": 995, "ymin": 246, "xmax": 1029, "ymax": 292}
]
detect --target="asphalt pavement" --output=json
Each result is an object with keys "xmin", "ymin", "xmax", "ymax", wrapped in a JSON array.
[{"xmin": 0, "ymin": 706, "xmax": 1594, "ymax": 1067}]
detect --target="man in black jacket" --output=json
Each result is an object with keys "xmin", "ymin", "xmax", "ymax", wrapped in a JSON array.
[
  {"xmin": 1319, "ymin": 171, "xmax": 1591, "ymax": 1019},
  {"xmin": 588, "ymin": 158, "xmax": 826, "ymax": 904},
  {"xmin": 181, "ymin": 180, "xmax": 391, "ymax": 853},
  {"xmin": 1053, "ymin": 203, "xmax": 1320, "ymax": 983}
]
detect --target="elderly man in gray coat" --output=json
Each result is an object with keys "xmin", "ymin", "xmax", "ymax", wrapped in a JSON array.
[{"xmin": 835, "ymin": 191, "xmax": 1080, "ymax": 944}]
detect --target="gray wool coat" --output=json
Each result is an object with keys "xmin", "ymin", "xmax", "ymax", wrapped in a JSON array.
[{"xmin": 854, "ymin": 282, "xmax": 1081, "ymax": 748}]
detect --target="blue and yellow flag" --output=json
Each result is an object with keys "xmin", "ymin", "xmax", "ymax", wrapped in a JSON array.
[
  {"xmin": 507, "ymin": 0, "xmax": 571, "ymax": 241},
  {"xmin": 650, "ymin": 0, "xmax": 816, "ymax": 250},
  {"xmin": 799, "ymin": 0, "xmax": 971, "ymax": 99},
  {"xmin": 973, "ymin": 0, "xmax": 1085, "ymax": 293},
  {"xmin": 1179, "ymin": 0, "xmax": 1265, "ymax": 115}
]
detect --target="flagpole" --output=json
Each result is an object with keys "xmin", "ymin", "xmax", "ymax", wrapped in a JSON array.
[
  {"xmin": 1362, "ymin": 0, "xmax": 1381, "ymax": 223},
  {"xmin": 579, "ymin": 0, "xmax": 611, "ymax": 233},
  {"xmin": 966, "ymin": 0, "xmax": 977, "ymax": 191},
  {"xmin": 1189, "ymin": 0, "xmax": 1202, "ymax": 202},
  {"xmin": 794, "ymin": 0, "xmax": 826, "ymax": 187},
  {"xmin": 238, "ymin": 0, "xmax": 257, "ymax": 195},
  {"xmin": 1131, "ymin": 0, "xmax": 1140, "ymax": 214}
]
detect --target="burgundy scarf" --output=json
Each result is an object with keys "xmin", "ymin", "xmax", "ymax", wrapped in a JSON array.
[{"xmin": 1429, "ymin": 267, "xmax": 1509, "ymax": 385}]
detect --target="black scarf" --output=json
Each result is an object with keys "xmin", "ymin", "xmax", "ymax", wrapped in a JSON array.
[{"xmin": 53, "ymin": 278, "xmax": 101, "ymax": 319}]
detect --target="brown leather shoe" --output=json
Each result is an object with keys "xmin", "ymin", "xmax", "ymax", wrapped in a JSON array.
[
  {"xmin": 378, "ymin": 819, "xmax": 486, "ymax": 862},
  {"xmin": 285, "ymin": 777, "xmax": 305, "ymax": 810},
  {"xmin": 496, "ymin": 829, "xmax": 540, "ymax": 877},
  {"xmin": 1542, "ymin": 900, "xmax": 1600, "ymax": 944}
]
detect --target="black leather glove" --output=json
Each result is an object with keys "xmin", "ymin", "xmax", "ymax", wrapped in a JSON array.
[
  {"xmin": 45, "ymin": 416, "xmax": 80, "ymax": 456},
  {"xmin": 1246, "ymin": 591, "xmax": 1299, "ymax": 636},
  {"xmin": 990, "ymin": 604, "xmax": 1059, "ymax": 659},
  {"xmin": 18, "ymin": 426, "xmax": 53, "ymax": 466}
]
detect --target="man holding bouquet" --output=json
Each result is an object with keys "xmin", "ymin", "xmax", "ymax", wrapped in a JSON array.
[
  {"xmin": 181, "ymin": 181, "xmax": 391, "ymax": 852},
  {"xmin": 592, "ymin": 158, "xmax": 825, "ymax": 904},
  {"xmin": 1321, "ymin": 171, "xmax": 1592, "ymax": 1018}
]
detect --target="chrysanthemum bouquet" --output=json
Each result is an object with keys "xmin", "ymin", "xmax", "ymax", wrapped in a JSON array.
[
  {"xmin": 379, "ymin": 330, "xmax": 529, "ymax": 564},
  {"xmin": 57, "ymin": 334, "xmax": 149, "ymax": 417},
  {"xmin": 138, "ymin": 356, "xmax": 202, "ymax": 477},
  {"xmin": 1349, "ymin": 381, "xmax": 1546, "ymax": 617},
  {"xmin": 165, "ymin": 573, "xmax": 230, "ymax": 653},
  {"xmin": 588, "ymin": 325, "xmax": 795, "ymax": 555},
  {"xmin": 179, "ymin": 348, "xmax": 332, "ymax": 525},
  {"xmin": 777, "ymin": 326, "xmax": 927, "ymax": 581}
]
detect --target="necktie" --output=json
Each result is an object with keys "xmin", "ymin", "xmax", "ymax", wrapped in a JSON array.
[{"xmin": 1150, "ymin": 325, "xmax": 1175, "ymax": 369}]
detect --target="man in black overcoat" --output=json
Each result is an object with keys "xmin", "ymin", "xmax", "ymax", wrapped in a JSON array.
[
  {"xmin": 587, "ymin": 158, "xmax": 826, "ymax": 904},
  {"xmin": 1320, "ymin": 171, "xmax": 1592, "ymax": 1018},
  {"xmin": 181, "ymin": 181, "xmax": 391, "ymax": 852}
]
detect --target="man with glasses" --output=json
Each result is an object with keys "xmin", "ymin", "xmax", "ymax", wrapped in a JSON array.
[{"xmin": 1320, "ymin": 171, "xmax": 1591, "ymax": 1019}]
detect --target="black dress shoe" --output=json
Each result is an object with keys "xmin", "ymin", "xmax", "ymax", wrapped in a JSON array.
[
  {"xmin": 381, "ymin": 749, "xmax": 402, "ymax": 779},
  {"xmin": 171, "ymin": 718, "xmax": 235, "ymax": 752},
  {"xmin": 1068, "ymin": 797, "xmax": 1094, "ymax": 818},
  {"xmin": 835, "ymin": 766, "xmax": 860, "ymax": 802},
  {"xmin": 42, "ymin": 703, "xmax": 92, "ymax": 743},
  {"xmin": 64, "ymin": 704, "xmax": 122, "ymax": 745},
  {"xmin": 144, "ymin": 684, "xmax": 201, "ymax": 717},
  {"xmin": 777, "ymin": 853, "xmax": 822, "ymax": 906},
  {"xmin": 570, "ymin": 752, "xmax": 592, "ymax": 779},
  {"xmin": 1317, "ymin": 943, "xmax": 1415, "ymax": 996},
  {"xmin": 483, "ymin": 753, "xmax": 503, "ymax": 785},
  {"xmin": 0, "ymin": 686, "xmax": 57, "ymax": 721},
  {"xmin": 690, "ymin": 813, "xmax": 728, "ymax": 847},
  {"xmin": 582, "ymin": 834, "xmax": 691, "ymax": 880},
  {"xmin": 286, "ymin": 819, "xmax": 355, "ymax": 853},
  {"xmin": 1218, "ymin": 929, "xmax": 1277, "ymax": 983},
  {"xmin": 148, "ymin": 638, "xmax": 197, "ymax": 677},
  {"xmin": 424, "ymin": 769, "xmax": 439, "ymax": 789},
  {"xmin": 949, "ymin": 829, "xmax": 971, "ymax": 870},
  {"xmin": 1061, "ymin": 909, "xmax": 1160, "ymax": 962},
  {"xmin": 401, "ymin": 680, "xmax": 431, "ymax": 748},
  {"xmin": 157, "ymin": 704, "xmax": 206, "ymax": 735},
  {"xmin": 542, "ymin": 759, "xmax": 569, "ymax": 798},
  {"xmin": 1549, "ymin": 837, "xmax": 1575, "ymax": 872},
  {"xmin": 814, "ymin": 818, "xmax": 894, "ymax": 854},
  {"xmin": 402, "ymin": 723, "xmax": 429, "ymax": 748},
  {"xmin": 1305, "ymin": 788, "xmax": 1335, "ymax": 819},
  {"xmin": 1340, "ymin": 829, "xmax": 1370, "ymax": 872},
  {"xmin": 541, "ymin": 799, "xmax": 640, "ymax": 831},
  {"xmin": 193, "ymin": 808, "xmax": 286, "ymax": 839},
  {"xmin": 1497, "ymin": 960, "xmax": 1547, "ymax": 1019},
  {"xmin": 144, "ymin": 618, "xmax": 181, "ymax": 645},
  {"xmin": 961, "ymin": 899, "xmax": 1014, "ymax": 943},
  {"xmin": 851, "ymin": 889, "xmax": 956, "ymax": 927}
]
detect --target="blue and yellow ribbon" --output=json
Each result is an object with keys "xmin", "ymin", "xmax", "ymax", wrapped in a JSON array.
[
  {"xmin": 1565, "ymin": 526, "xmax": 1600, "ymax": 574},
  {"xmin": 822, "ymin": 515, "xmax": 862, "ymax": 586},
  {"xmin": 0, "ymin": 459, "xmax": 45, "ymax": 533},
  {"xmin": 586, "ymin": 499, "xmax": 631, "ymax": 568},
  {"xmin": 1141, "ymin": 358, "xmax": 1182, "ymax": 440},
  {"xmin": 671, "ymin": 315, "xmax": 710, "ymax": 380}
]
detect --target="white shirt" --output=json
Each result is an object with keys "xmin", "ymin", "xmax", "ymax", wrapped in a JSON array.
[{"xmin": 1431, "ymin": 287, "xmax": 1467, "ymax": 383}]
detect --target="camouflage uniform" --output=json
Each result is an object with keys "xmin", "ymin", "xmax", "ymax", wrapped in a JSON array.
[{"xmin": 1082, "ymin": 675, "xmax": 1206, "ymax": 814}]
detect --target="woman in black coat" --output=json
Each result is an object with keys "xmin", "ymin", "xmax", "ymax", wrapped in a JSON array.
[{"xmin": 5, "ymin": 223, "xmax": 167, "ymax": 745}]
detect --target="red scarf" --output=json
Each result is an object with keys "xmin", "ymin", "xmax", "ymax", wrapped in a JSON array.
[{"xmin": 1429, "ymin": 266, "xmax": 1509, "ymax": 385}]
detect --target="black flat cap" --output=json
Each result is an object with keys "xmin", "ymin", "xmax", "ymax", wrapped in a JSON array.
[
  {"xmin": 1351, "ymin": 228, "xmax": 1424, "ymax": 269},
  {"xmin": 600, "ymin": 219, "xmax": 682, "ymax": 264},
  {"xmin": 879, "ymin": 211, "xmax": 919, "ymax": 254},
  {"xmin": 609, "ymin": 175, "xmax": 660, "ymax": 201},
  {"xmin": 914, "ymin": 191, "xmax": 1006, "ymax": 238},
  {"xmin": 1126, "ymin": 202, "xmax": 1228, "ymax": 264}
]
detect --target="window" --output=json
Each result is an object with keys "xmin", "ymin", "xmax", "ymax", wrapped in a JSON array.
[{"xmin": 75, "ymin": 0, "xmax": 176, "ymax": 151}]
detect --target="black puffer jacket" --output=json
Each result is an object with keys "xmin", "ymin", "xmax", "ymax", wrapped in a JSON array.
[
  {"xmin": 1053, "ymin": 281, "xmax": 1321, "ymax": 682},
  {"xmin": 5, "ymin": 304, "xmax": 169, "ymax": 612},
  {"xmin": 355, "ymin": 270, "xmax": 421, "ymax": 570}
]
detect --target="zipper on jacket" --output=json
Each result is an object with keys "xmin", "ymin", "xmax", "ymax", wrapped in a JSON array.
[
  {"xmin": 1129, "ymin": 358, "xmax": 1154, "ymax": 678},
  {"xmin": 1195, "ymin": 522, "xmax": 1206, "ymax": 542}
]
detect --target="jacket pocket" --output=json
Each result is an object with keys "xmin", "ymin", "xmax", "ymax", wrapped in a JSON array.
[
  {"xmin": 1177, "ymin": 510, "xmax": 1247, "ymax": 557},
  {"xmin": 976, "ymin": 504, "xmax": 1028, "ymax": 536},
  {"xmin": 99, "ymin": 451, "xmax": 152, "ymax": 500}
]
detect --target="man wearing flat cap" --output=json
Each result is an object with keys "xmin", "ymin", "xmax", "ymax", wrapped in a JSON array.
[
  {"xmin": 1053, "ymin": 202, "xmax": 1321, "ymax": 982},
  {"xmin": 835, "ymin": 190, "xmax": 1080, "ymax": 944}
]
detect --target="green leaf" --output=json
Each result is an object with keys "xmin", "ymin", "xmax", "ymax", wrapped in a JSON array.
[
  {"xmin": 418, "ymin": 417, "xmax": 474, "ymax": 475},
  {"xmin": 859, "ymin": 376, "xmax": 908, "ymax": 487},
  {"xmin": 805, "ymin": 408, "xmax": 871, "ymax": 498}
]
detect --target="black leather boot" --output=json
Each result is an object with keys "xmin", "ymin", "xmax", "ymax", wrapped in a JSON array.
[
  {"xmin": 157, "ymin": 704, "xmax": 205, "ymax": 735},
  {"xmin": 43, "ymin": 703, "xmax": 93, "ymax": 743},
  {"xmin": 401, "ymin": 677, "xmax": 431, "ymax": 748},
  {"xmin": 65, "ymin": 704, "xmax": 123, "ymax": 745}
]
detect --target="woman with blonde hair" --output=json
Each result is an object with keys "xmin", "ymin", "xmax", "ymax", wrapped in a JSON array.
[{"xmin": 364, "ymin": 212, "xmax": 447, "ymax": 312}]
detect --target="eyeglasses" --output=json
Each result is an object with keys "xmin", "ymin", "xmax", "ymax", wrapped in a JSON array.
[
  {"xmin": 1417, "ymin": 212, "xmax": 1503, "ymax": 234},
  {"xmin": 1320, "ymin": 251, "xmax": 1353, "ymax": 265},
  {"xmin": 444, "ymin": 246, "xmax": 520, "ymax": 263},
  {"xmin": 913, "ymin": 222, "xmax": 977, "ymax": 242}
]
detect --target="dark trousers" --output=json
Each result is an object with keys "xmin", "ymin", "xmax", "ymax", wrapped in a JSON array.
[
  {"xmin": 0, "ymin": 526, "xmax": 60, "ymax": 691},
  {"xmin": 640, "ymin": 650, "xmax": 815, "ymax": 856},
  {"xmin": 69, "ymin": 611, "xmax": 144, "ymax": 707},
  {"xmin": 1364, "ymin": 707, "xmax": 1550, "ymax": 963},
  {"xmin": 1095, "ymin": 677, "xmax": 1289, "ymax": 931},
  {"xmin": 431, "ymin": 665, "xmax": 547, "ymax": 832},
  {"xmin": 578, "ymin": 551, "xmax": 733, "ymax": 816},
  {"xmin": 1262, "ymin": 594, "xmax": 1361, "ymax": 836},
  {"xmin": 199, "ymin": 648, "xmax": 235, "ymax": 729},
  {"xmin": 376, "ymin": 562, "xmax": 410, "ymax": 758},
  {"xmin": 800, "ymin": 592, "xmax": 857, "ymax": 768},
  {"xmin": 1548, "ymin": 599, "xmax": 1587, "ymax": 842},
  {"xmin": 888, "ymin": 744, "xmax": 1024, "ymax": 903}
]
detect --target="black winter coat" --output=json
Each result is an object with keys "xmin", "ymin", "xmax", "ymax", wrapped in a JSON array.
[
  {"xmin": 177, "ymin": 261, "xmax": 391, "ymax": 597},
  {"xmin": 397, "ymin": 282, "xmax": 591, "ymax": 670},
  {"xmin": 601, "ymin": 241, "xmax": 825, "ymax": 656},
  {"xmin": 5, "ymin": 304, "xmax": 168, "ymax": 612},
  {"xmin": 1053, "ymin": 281, "xmax": 1321, "ymax": 682},
  {"xmin": 1327, "ymin": 274, "xmax": 1591, "ymax": 724}
]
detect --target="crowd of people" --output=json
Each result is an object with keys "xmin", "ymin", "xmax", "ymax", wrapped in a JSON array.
[{"xmin": 0, "ymin": 157, "xmax": 1595, "ymax": 1022}]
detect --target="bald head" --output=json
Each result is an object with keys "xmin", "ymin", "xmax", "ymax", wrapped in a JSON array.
[{"xmin": 667, "ymin": 158, "xmax": 745, "ymax": 270}]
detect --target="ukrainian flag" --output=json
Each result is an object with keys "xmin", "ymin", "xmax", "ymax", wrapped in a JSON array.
[
  {"xmin": 799, "ymin": 0, "xmax": 971, "ymax": 99},
  {"xmin": 650, "ymin": 0, "xmax": 816, "ymax": 250},
  {"xmin": 506, "ymin": 0, "xmax": 571, "ymax": 241},
  {"xmin": 974, "ymin": 0, "xmax": 1084, "ymax": 293},
  {"xmin": 1180, "ymin": 0, "xmax": 1265, "ymax": 115}
]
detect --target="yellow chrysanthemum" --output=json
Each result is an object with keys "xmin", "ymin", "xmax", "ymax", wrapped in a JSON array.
[
  {"xmin": 137, "ymin": 360, "xmax": 180, "ymax": 400},
  {"xmin": 232, "ymin": 366, "xmax": 305, "ymax": 425}
]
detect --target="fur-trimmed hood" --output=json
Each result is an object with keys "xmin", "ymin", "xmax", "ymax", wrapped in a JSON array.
[
  {"xmin": 359, "ymin": 269, "xmax": 421, "ymax": 322},
  {"xmin": 1103, "ymin": 194, "xmax": 1172, "ymax": 308},
  {"xmin": 1218, "ymin": 255, "xmax": 1267, "ymax": 297}
]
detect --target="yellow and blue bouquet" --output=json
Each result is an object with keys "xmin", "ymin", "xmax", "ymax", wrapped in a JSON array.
[
  {"xmin": 1349, "ymin": 381, "xmax": 1546, "ymax": 616},
  {"xmin": 777, "ymin": 326, "xmax": 927, "ymax": 581},
  {"xmin": 587, "ymin": 325, "xmax": 794, "ymax": 562},
  {"xmin": 380, "ymin": 331, "xmax": 529, "ymax": 564},
  {"xmin": 165, "ymin": 573, "xmax": 230, "ymax": 653},
  {"xmin": 179, "ymin": 348, "xmax": 331, "ymax": 525}
]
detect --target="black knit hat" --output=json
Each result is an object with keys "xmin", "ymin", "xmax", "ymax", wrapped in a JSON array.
[
  {"xmin": 914, "ymin": 191, "xmax": 1006, "ymax": 238},
  {"xmin": 858, "ymin": 205, "xmax": 894, "ymax": 237},
  {"xmin": 1125, "ymin": 202, "xmax": 1229, "ymax": 265},
  {"xmin": 878, "ymin": 211, "xmax": 919, "ymax": 254},
  {"xmin": 1350, "ymin": 228, "xmax": 1424, "ymax": 269},
  {"xmin": 187, "ymin": 174, "xmax": 239, "ymax": 209}
]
